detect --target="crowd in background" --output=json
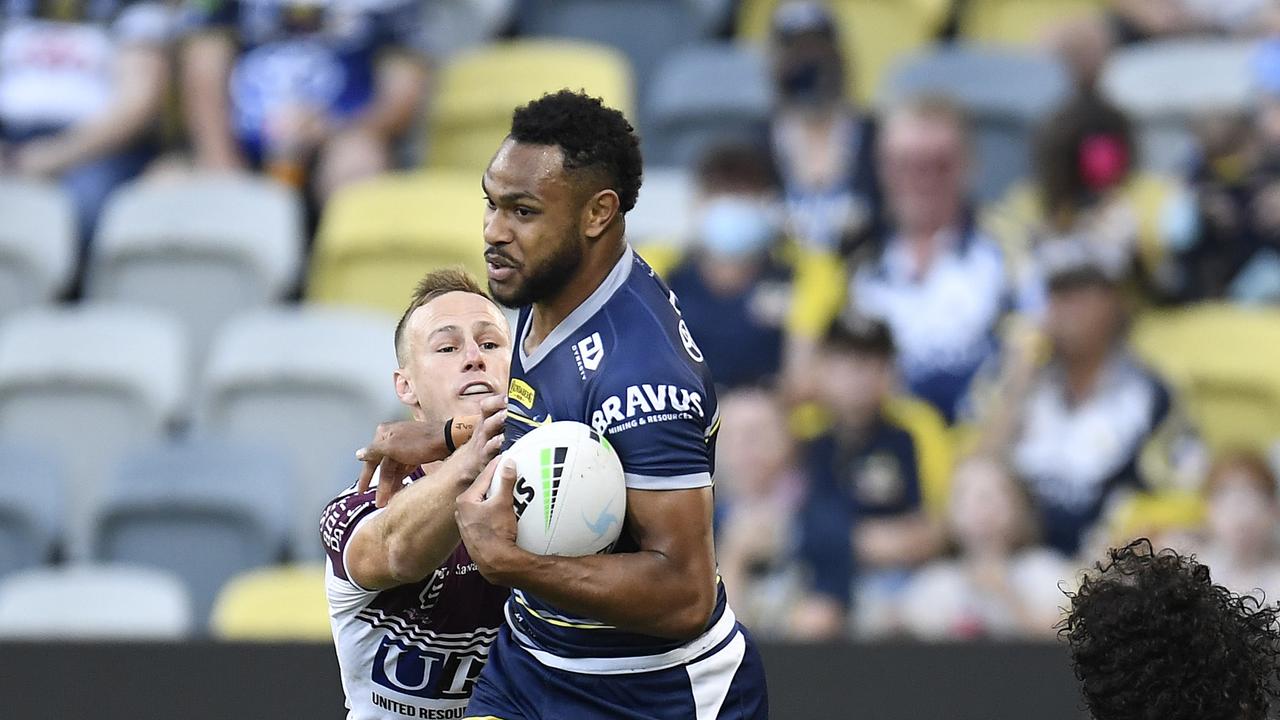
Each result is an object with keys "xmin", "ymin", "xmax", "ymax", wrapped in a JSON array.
[{"xmin": 3, "ymin": 0, "xmax": 1280, "ymax": 642}]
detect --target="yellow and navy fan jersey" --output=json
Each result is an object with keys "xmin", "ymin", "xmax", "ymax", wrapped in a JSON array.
[{"xmin": 502, "ymin": 245, "xmax": 735, "ymax": 672}]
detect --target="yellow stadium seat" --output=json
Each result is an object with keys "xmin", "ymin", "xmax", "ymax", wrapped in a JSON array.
[
  {"xmin": 210, "ymin": 564, "xmax": 331, "ymax": 641},
  {"xmin": 958, "ymin": 0, "xmax": 1102, "ymax": 45},
  {"xmin": 426, "ymin": 40, "xmax": 635, "ymax": 174},
  {"xmin": 308, "ymin": 170, "xmax": 487, "ymax": 316},
  {"xmin": 736, "ymin": 0, "xmax": 949, "ymax": 104},
  {"xmin": 1131, "ymin": 303, "xmax": 1280, "ymax": 453},
  {"xmin": 1105, "ymin": 490, "xmax": 1206, "ymax": 547}
]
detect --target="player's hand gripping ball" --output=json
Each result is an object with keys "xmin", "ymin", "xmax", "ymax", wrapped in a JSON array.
[{"xmin": 491, "ymin": 421, "xmax": 626, "ymax": 556}]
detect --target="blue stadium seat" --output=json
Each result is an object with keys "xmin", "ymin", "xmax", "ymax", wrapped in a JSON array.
[
  {"xmin": 879, "ymin": 44, "xmax": 1071, "ymax": 202},
  {"xmin": 0, "ymin": 304, "xmax": 186, "ymax": 558},
  {"xmin": 0, "ymin": 178, "xmax": 76, "ymax": 318},
  {"xmin": 644, "ymin": 42, "xmax": 773, "ymax": 166},
  {"xmin": 88, "ymin": 438, "xmax": 293, "ymax": 628},
  {"xmin": 198, "ymin": 306, "xmax": 400, "ymax": 559},
  {"xmin": 0, "ymin": 563, "xmax": 193, "ymax": 639},
  {"xmin": 0, "ymin": 443, "xmax": 64, "ymax": 577}
]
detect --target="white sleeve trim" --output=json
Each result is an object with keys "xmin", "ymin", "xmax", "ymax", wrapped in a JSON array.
[
  {"xmin": 339, "ymin": 507, "xmax": 386, "ymax": 594},
  {"xmin": 624, "ymin": 471, "xmax": 712, "ymax": 490}
]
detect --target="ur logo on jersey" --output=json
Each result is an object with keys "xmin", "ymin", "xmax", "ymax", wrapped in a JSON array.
[{"xmin": 590, "ymin": 384, "xmax": 705, "ymax": 434}]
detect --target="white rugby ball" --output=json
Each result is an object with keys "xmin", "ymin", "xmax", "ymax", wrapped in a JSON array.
[{"xmin": 495, "ymin": 421, "xmax": 626, "ymax": 557}]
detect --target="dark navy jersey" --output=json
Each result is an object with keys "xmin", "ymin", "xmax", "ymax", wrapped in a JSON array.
[{"xmin": 501, "ymin": 245, "xmax": 735, "ymax": 672}]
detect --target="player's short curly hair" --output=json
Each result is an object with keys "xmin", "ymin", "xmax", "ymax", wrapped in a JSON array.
[
  {"xmin": 509, "ymin": 89, "xmax": 643, "ymax": 214},
  {"xmin": 1061, "ymin": 539, "xmax": 1280, "ymax": 720}
]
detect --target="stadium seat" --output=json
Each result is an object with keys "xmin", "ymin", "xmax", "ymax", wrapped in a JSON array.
[
  {"xmin": 736, "ymin": 0, "xmax": 950, "ymax": 104},
  {"xmin": 958, "ymin": 0, "xmax": 1102, "ymax": 45},
  {"xmin": 0, "ymin": 178, "xmax": 76, "ymax": 317},
  {"xmin": 425, "ymin": 40, "xmax": 634, "ymax": 173},
  {"xmin": 627, "ymin": 166, "xmax": 696, "ymax": 250},
  {"xmin": 88, "ymin": 438, "xmax": 293, "ymax": 627},
  {"xmin": 199, "ymin": 306, "xmax": 400, "ymax": 558},
  {"xmin": 644, "ymin": 42, "xmax": 772, "ymax": 166},
  {"xmin": 517, "ymin": 0, "xmax": 707, "ymax": 118},
  {"xmin": 0, "ymin": 304, "xmax": 185, "ymax": 556},
  {"xmin": 86, "ymin": 173, "xmax": 305, "ymax": 373},
  {"xmin": 0, "ymin": 564, "xmax": 193, "ymax": 639},
  {"xmin": 1131, "ymin": 303, "xmax": 1280, "ymax": 453},
  {"xmin": 878, "ymin": 45, "xmax": 1071, "ymax": 202},
  {"xmin": 1100, "ymin": 39, "xmax": 1258, "ymax": 174},
  {"xmin": 210, "ymin": 563, "xmax": 330, "ymax": 641},
  {"xmin": 308, "ymin": 170, "xmax": 487, "ymax": 316},
  {"xmin": 0, "ymin": 443, "xmax": 64, "ymax": 578}
]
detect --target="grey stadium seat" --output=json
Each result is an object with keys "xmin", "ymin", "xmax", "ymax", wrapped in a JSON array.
[
  {"xmin": 517, "ymin": 0, "xmax": 708, "ymax": 128},
  {"xmin": 0, "ymin": 304, "xmax": 185, "ymax": 557},
  {"xmin": 0, "ymin": 178, "xmax": 76, "ymax": 317},
  {"xmin": 198, "ymin": 306, "xmax": 400, "ymax": 559},
  {"xmin": 1100, "ymin": 39, "xmax": 1258, "ymax": 174},
  {"xmin": 879, "ymin": 45, "xmax": 1072, "ymax": 202},
  {"xmin": 645, "ymin": 42, "xmax": 772, "ymax": 167},
  {"xmin": 0, "ymin": 443, "xmax": 65, "ymax": 578},
  {"xmin": 628, "ymin": 166, "xmax": 696, "ymax": 249},
  {"xmin": 86, "ymin": 172, "xmax": 305, "ymax": 375},
  {"xmin": 0, "ymin": 563, "xmax": 193, "ymax": 639},
  {"xmin": 88, "ymin": 438, "xmax": 292, "ymax": 628}
]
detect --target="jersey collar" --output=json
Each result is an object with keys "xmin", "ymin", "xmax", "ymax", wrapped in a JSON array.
[{"xmin": 519, "ymin": 244, "xmax": 634, "ymax": 371}]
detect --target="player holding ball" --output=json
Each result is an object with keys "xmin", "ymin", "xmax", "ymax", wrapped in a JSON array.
[{"xmin": 455, "ymin": 90, "xmax": 769, "ymax": 720}]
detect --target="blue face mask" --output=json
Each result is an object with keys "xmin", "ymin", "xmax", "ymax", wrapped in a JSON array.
[{"xmin": 698, "ymin": 197, "xmax": 778, "ymax": 259}]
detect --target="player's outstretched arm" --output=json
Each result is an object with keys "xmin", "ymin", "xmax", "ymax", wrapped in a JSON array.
[
  {"xmin": 457, "ymin": 462, "xmax": 718, "ymax": 641},
  {"xmin": 345, "ymin": 402, "xmax": 505, "ymax": 590}
]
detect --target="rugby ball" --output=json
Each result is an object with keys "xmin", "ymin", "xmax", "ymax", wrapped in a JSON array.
[{"xmin": 495, "ymin": 421, "xmax": 626, "ymax": 556}]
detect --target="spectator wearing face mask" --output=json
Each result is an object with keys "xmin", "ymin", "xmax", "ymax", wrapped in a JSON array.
[
  {"xmin": 899, "ymin": 455, "xmax": 1069, "ymax": 641},
  {"xmin": 767, "ymin": 1, "xmax": 882, "ymax": 255},
  {"xmin": 662, "ymin": 143, "xmax": 797, "ymax": 390},
  {"xmin": 0, "ymin": 0, "xmax": 171, "ymax": 246},
  {"xmin": 984, "ymin": 91, "xmax": 1190, "ymax": 305},
  {"xmin": 180, "ymin": 0, "xmax": 428, "ymax": 206},
  {"xmin": 1197, "ymin": 451, "xmax": 1280, "ymax": 603},
  {"xmin": 790, "ymin": 315, "xmax": 950, "ymax": 639},
  {"xmin": 962, "ymin": 248, "xmax": 1204, "ymax": 556}
]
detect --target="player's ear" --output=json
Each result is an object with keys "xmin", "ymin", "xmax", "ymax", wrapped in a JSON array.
[
  {"xmin": 394, "ymin": 369, "xmax": 418, "ymax": 408},
  {"xmin": 581, "ymin": 189, "xmax": 620, "ymax": 240}
]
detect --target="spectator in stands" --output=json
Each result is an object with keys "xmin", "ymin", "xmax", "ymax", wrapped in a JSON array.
[
  {"xmin": 181, "ymin": 0, "xmax": 427, "ymax": 204},
  {"xmin": 900, "ymin": 455, "xmax": 1068, "ymax": 640},
  {"xmin": 664, "ymin": 143, "xmax": 793, "ymax": 389},
  {"xmin": 714, "ymin": 387, "xmax": 805, "ymax": 638},
  {"xmin": 790, "ymin": 315, "xmax": 946, "ymax": 639},
  {"xmin": 841, "ymin": 96, "xmax": 1033, "ymax": 423},
  {"xmin": 767, "ymin": 1, "xmax": 881, "ymax": 255},
  {"xmin": 984, "ymin": 91, "xmax": 1187, "ymax": 303},
  {"xmin": 1198, "ymin": 450, "xmax": 1280, "ymax": 602},
  {"xmin": 0, "ymin": 1, "xmax": 171, "ymax": 245},
  {"xmin": 964, "ymin": 248, "xmax": 1202, "ymax": 556},
  {"xmin": 1167, "ymin": 40, "xmax": 1280, "ymax": 303}
]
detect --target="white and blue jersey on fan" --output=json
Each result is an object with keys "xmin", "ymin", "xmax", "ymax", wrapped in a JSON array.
[{"xmin": 465, "ymin": 245, "xmax": 768, "ymax": 719}]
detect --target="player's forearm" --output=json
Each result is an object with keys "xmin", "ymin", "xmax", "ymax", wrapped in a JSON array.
[
  {"xmin": 182, "ymin": 33, "xmax": 245, "ymax": 169},
  {"xmin": 487, "ymin": 547, "xmax": 717, "ymax": 640},
  {"xmin": 378, "ymin": 461, "xmax": 475, "ymax": 584}
]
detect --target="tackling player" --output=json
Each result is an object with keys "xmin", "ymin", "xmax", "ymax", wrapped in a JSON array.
[
  {"xmin": 321, "ymin": 269, "xmax": 513, "ymax": 719},
  {"xmin": 455, "ymin": 90, "xmax": 769, "ymax": 719}
]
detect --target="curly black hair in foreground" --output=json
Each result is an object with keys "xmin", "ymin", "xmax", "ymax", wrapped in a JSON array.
[
  {"xmin": 1061, "ymin": 539, "xmax": 1280, "ymax": 720},
  {"xmin": 509, "ymin": 89, "xmax": 643, "ymax": 214}
]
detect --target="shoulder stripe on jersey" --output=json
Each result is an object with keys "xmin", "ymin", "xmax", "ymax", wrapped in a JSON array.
[
  {"xmin": 624, "ymin": 471, "xmax": 713, "ymax": 491},
  {"xmin": 507, "ymin": 409, "xmax": 549, "ymax": 429}
]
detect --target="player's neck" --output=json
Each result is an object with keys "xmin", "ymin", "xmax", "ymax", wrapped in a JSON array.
[{"xmin": 526, "ymin": 241, "xmax": 627, "ymax": 355}]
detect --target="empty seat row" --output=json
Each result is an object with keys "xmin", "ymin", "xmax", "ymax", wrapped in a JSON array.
[{"xmin": 0, "ymin": 304, "xmax": 400, "ymax": 558}]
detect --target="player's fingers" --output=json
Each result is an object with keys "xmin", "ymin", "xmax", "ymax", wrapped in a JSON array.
[
  {"xmin": 483, "ymin": 434, "xmax": 504, "ymax": 458},
  {"xmin": 486, "ymin": 458, "xmax": 517, "ymax": 505},
  {"xmin": 356, "ymin": 458, "xmax": 377, "ymax": 493},
  {"xmin": 460, "ymin": 456, "xmax": 500, "ymax": 502},
  {"xmin": 374, "ymin": 461, "xmax": 408, "ymax": 507},
  {"xmin": 479, "ymin": 408, "xmax": 507, "ymax": 441},
  {"xmin": 480, "ymin": 394, "xmax": 506, "ymax": 417}
]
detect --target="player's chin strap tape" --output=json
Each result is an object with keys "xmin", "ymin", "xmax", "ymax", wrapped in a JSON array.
[{"xmin": 444, "ymin": 418, "xmax": 457, "ymax": 454}]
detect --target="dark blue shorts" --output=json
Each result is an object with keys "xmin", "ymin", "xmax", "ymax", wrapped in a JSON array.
[{"xmin": 464, "ymin": 622, "xmax": 768, "ymax": 719}]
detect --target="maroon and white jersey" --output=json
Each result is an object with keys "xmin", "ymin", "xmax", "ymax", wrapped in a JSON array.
[{"xmin": 321, "ymin": 470, "xmax": 508, "ymax": 720}]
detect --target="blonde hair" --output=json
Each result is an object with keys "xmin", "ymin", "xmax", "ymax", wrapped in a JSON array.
[{"xmin": 393, "ymin": 267, "xmax": 494, "ymax": 364}]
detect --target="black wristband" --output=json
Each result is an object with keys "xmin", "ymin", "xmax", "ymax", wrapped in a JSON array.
[{"xmin": 444, "ymin": 418, "xmax": 457, "ymax": 454}]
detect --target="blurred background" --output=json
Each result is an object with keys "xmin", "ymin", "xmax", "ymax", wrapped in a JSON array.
[{"xmin": 1, "ymin": 0, "xmax": 1280, "ymax": 717}]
